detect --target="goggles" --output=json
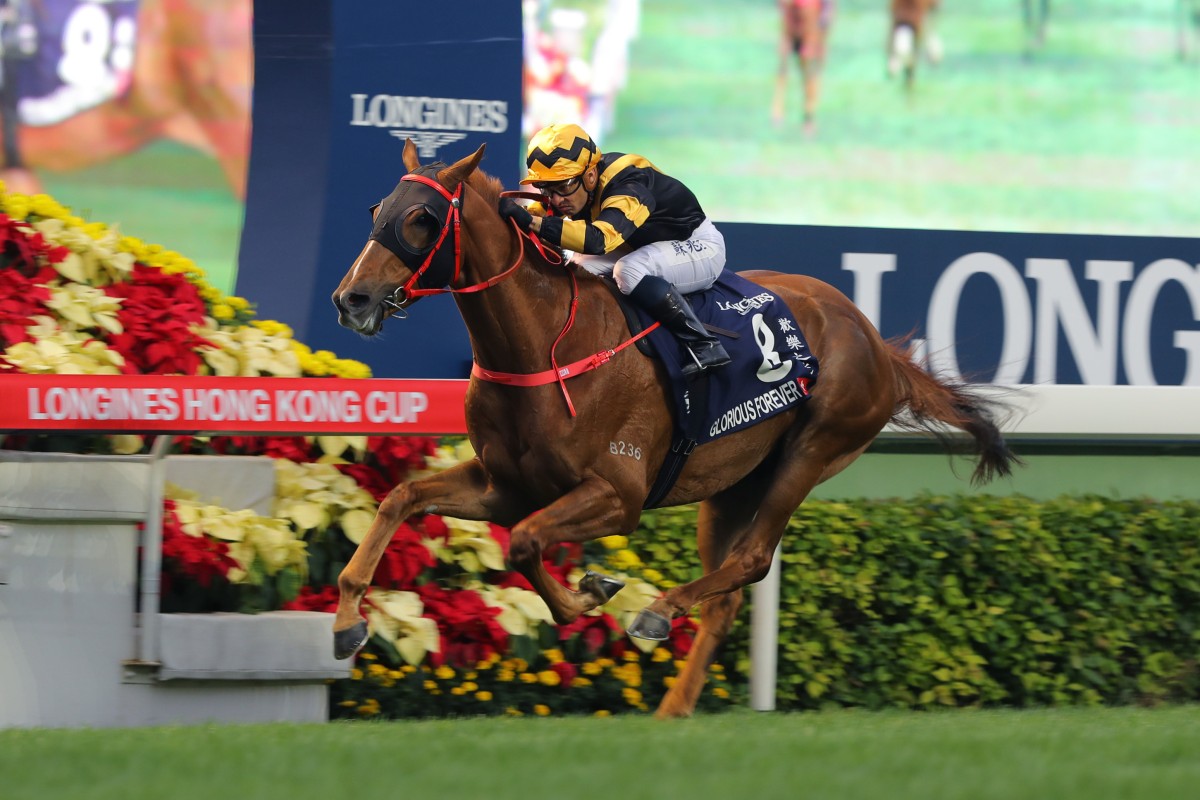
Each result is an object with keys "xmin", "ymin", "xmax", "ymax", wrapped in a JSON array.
[{"xmin": 532, "ymin": 176, "xmax": 583, "ymax": 198}]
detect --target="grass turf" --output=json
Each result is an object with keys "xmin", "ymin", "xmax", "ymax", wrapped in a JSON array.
[
  {"xmin": 605, "ymin": 0, "xmax": 1200, "ymax": 237},
  {"xmin": 2, "ymin": 705, "xmax": 1198, "ymax": 800}
]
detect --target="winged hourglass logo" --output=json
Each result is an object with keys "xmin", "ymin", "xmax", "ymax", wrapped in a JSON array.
[{"xmin": 389, "ymin": 130, "xmax": 467, "ymax": 158}]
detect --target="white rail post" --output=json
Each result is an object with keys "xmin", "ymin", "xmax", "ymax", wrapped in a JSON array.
[{"xmin": 749, "ymin": 542, "xmax": 782, "ymax": 711}]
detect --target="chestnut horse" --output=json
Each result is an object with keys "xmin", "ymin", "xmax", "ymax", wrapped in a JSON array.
[
  {"xmin": 888, "ymin": 0, "xmax": 942, "ymax": 91},
  {"xmin": 772, "ymin": 0, "xmax": 835, "ymax": 136},
  {"xmin": 0, "ymin": 0, "xmax": 251, "ymax": 197},
  {"xmin": 330, "ymin": 140, "xmax": 1020, "ymax": 718}
]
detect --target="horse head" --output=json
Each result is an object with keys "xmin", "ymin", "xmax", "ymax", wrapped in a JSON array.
[{"xmin": 332, "ymin": 138, "xmax": 488, "ymax": 335}]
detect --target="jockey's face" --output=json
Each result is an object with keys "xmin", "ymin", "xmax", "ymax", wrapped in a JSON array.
[{"xmin": 543, "ymin": 167, "xmax": 594, "ymax": 218}]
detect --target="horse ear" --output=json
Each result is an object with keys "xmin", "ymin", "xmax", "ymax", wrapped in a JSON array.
[
  {"xmin": 402, "ymin": 138, "xmax": 421, "ymax": 172},
  {"xmin": 438, "ymin": 143, "xmax": 487, "ymax": 187}
]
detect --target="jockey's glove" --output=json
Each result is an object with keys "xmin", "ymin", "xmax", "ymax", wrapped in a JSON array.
[{"xmin": 499, "ymin": 198, "xmax": 534, "ymax": 233}]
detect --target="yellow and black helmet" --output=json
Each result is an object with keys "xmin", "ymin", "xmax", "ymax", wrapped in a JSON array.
[{"xmin": 521, "ymin": 123, "xmax": 601, "ymax": 184}]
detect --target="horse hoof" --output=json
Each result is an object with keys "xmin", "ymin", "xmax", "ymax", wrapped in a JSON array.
[
  {"xmin": 333, "ymin": 620, "xmax": 369, "ymax": 660},
  {"xmin": 579, "ymin": 570, "xmax": 625, "ymax": 602},
  {"xmin": 627, "ymin": 609, "xmax": 671, "ymax": 641}
]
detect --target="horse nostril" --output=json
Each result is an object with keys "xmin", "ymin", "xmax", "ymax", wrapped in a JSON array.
[{"xmin": 339, "ymin": 292, "xmax": 370, "ymax": 312}]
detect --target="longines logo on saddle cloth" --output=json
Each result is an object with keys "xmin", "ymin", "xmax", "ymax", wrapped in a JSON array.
[{"xmin": 625, "ymin": 270, "xmax": 819, "ymax": 445}]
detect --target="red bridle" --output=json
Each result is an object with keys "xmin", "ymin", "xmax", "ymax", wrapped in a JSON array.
[
  {"xmin": 383, "ymin": 175, "xmax": 538, "ymax": 313},
  {"xmin": 382, "ymin": 177, "xmax": 655, "ymax": 416}
]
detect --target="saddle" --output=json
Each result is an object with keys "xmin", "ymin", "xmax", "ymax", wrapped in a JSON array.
[{"xmin": 603, "ymin": 270, "xmax": 819, "ymax": 506}]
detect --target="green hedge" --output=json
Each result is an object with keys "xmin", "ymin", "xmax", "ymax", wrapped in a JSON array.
[{"xmin": 632, "ymin": 495, "xmax": 1200, "ymax": 710}]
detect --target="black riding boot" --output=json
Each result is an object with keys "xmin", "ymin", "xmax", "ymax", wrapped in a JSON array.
[{"xmin": 630, "ymin": 276, "xmax": 731, "ymax": 378}]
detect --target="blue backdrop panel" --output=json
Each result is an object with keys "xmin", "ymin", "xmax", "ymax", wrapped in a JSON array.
[
  {"xmin": 238, "ymin": 0, "xmax": 334, "ymax": 348},
  {"xmin": 238, "ymin": 1, "xmax": 523, "ymax": 379},
  {"xmin": 721, "ymin": 223, "xmax": 1200, "ymax": 386}
]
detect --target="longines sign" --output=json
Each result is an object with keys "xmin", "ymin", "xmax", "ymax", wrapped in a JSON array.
[
  {"xmin": 841, "ymin": 251, "xmax": 1200, "ymax": 386},
  {"xmin": 349, "ymin": 93, "xmax": 509, "ymax": 158},
  {"xmin": 722, "ymin": 223, "xmax": 1200, "ymax": 388}
]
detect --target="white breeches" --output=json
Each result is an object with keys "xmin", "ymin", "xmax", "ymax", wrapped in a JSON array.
[{"xmin": 574, "ymin": 217, "xmax": 726, "ymax": 295}]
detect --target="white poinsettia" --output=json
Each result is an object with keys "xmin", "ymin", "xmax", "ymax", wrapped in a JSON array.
[
  {"xmin": 195, "ymin": 322, "xmax": 302, "ymax": 377},
  {"xmin": 3, "ymin": 316, "xmax": 124, "ymax": 374},
  {"xmin": 470, "ymin": 582, "xmax": 554, "ymax": 637},
  {"xmin": 316, "ymin": 435, "xmax": 368, "ymax": 461},
  {"xmin": 421, "ymin": 443, "xmax": 473, "ymax": 473},
  {"xmin": 43, "ymin": 282, "xmax": 124, "ymax": 333},
  {"xmin": 272, "ymin": 459, "xmax": 377, "ymax": 539},
  {"xmin": 168, "ymin": 495, "xmax": 308, "ymax": 582},
  {"xmin": 231, "ymin": 520, "xmax": 308, "ymax": 579},
  {"xmin": 32, "ymin": 217, "xmax": 135, "ymax": 286},
  {"xmin": 432, "ymin": 516, "xmax": 506, "ymax": 574},
  {"xmin": 366, "ymin": 589, "xmax": 441, "ymax": 665}
]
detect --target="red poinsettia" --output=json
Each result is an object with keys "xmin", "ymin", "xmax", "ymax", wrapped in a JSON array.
[
  {"xmin": 282, "ymin": 584, "xmax": 340, "ymax": 613},
  {"xmin": 557, "ymin": 611, "xmax": 624, "ymax": 660},
  {"xmin": 203, "ymin": 435, "xmax": 319, "ymax": 461},
  {"xmin": 373, "ymin": 522, "xmax": 436, "ymax": 590},
  {"xmin": 0, "ymin": 214, "xmax": 69, "ymax": 276},
  {"xmin": 0, "ymin": 262, "xmax": 55, "ymax": 351},
  {"xmin": 667, "ymin": 616, "xmax": 698, "ymax": 659},
  {"xmin": 416, "ymin": 582, "xmax": 508, "ymax": 667},
  {"xmin": 337, "ymin": 462, "xmax": 394, "ymax": 502},
  {"xmin": 105, "ymin": 264, "xmax": 213, "ymax": 374},
  {"xmin": 367, "ymin": 436, "xmax": 439, "ymax": 485},
  {"xmin": 159, "ymin": 500, "xmax": 238, "ymax": 591}
]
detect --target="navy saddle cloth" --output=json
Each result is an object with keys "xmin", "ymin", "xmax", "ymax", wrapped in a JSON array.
[{"xmin": 628, "ymin": 270, "xmax": 819, "ymax": 446}]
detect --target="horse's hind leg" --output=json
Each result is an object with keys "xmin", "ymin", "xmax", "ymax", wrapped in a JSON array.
[
  {"xmin": 634, "ymin": 433, "xmax": 857, "ymax": 648},
  {"xmin": 655, "ymin": 483, "xmax": 765, "ymax": 719},
  {"xmin": 333, "ymin": 459, "xmax": 500, "ymax": 658}
]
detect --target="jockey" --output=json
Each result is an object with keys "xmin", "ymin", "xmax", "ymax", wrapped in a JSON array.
[{"xmin": 499, "ymin": 122, "xmax": 730, "ymax": 377}]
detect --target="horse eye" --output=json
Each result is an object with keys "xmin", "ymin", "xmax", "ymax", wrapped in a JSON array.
[{"xmin": 399, "ymin": 206, "xmax": 439, "ymax": 251}]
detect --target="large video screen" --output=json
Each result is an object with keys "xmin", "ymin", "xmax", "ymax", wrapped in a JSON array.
[
  {"xmin": 0, "ymin": 0, "xmax": 251, "ymax": 294},
  {"xmin": 522, "ymin": 0, "xmax": 1200, "ymax": 239}
]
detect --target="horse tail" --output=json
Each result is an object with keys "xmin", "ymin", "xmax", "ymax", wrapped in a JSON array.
[{"xmin": 884, "ymin": 336, "xmax": 1023, "ymax": 485}]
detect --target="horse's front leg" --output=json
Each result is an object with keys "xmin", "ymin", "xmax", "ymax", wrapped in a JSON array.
[
  {"xmin": 333, "ymin": 458, "xmax": 496, "ymax": 658},
  {"xmin": 508, "ymin": 475, "xmax": 640, "ymax": 625}
]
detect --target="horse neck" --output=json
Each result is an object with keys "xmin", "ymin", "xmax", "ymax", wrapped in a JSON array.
[{"xmin": 452, "ymin": 203, "xmax": 573, "ymax": 374}]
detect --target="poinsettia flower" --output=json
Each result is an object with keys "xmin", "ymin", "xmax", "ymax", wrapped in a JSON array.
[
  {"xmin": 160, "ymin": 501, "xmax": 238, "ymax": 590},
  {"xmin": 317, "ymin": 435, "xmax": 368, "ymax": 461},
  {"xmin": 282, "ymin": 584, "xmax": 340, "ymax": 613},
  {"xmin": 0, "ymin": 213, "xmax": 69, "ymax": 273},
  {"xmin": 0, "ymin": 263, "xmax": 54, "ymax": 347},
  {"xmin": 32, "ymin": 217, "xmax": 134, "ymax": 286},
  {"xmin": 273, "ymin": 459, "xmax": 377, "ymax": 538},
  {"xmin": 433, "ymin": 517, "xmax": 507, "ymax": 574},
  {"xmin": 372, "ymin": 521, "xmax": 436, "ymax": 590},
  {"xmin": 44, "ymin": 282, "xmax": 124, "ymax": 333},
  {"xmin": 417, "ymin": 582, "xmax": 508, "ymax": 667},
  {"xmin": 557, "ymin": 611, "xmax": 624, "ymax": 659},
  {"xmin": 168, "ymin": 496, "xmax": 308, "ymax": 581},
  {"xmin": 366, "ymin": 589, "xmax": 442, "ymax": 665},
  {"xmin": 196, "ymin": 322, "xmax": 302, "ymax": 377},
  {"xmin": 3, "ymin": 316, "xmax": 124, "ymax": 373},
  {"xmin": 471, "ymin": 582, "xmax": 554, "ymax": 637},
  {"xmin": 336, "ymin": 462, "xmax": 393, "ymax": 502}
]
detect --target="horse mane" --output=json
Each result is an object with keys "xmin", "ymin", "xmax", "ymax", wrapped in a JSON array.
[{"xmin": 465, "ymin": 167, "xmax": 505, "ymax": 208}]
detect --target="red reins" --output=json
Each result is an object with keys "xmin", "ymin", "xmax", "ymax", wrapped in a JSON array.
[{"xmin": 392, "ymin": 179, "xmax": 657, "ymax": 416}]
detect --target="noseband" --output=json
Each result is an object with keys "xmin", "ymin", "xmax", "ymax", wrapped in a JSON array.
[{"xmin": 378, "ymin": 174, "xmax": 547, "ymax": 316}]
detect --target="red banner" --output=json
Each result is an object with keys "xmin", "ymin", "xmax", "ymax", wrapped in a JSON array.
[{"xmin": 0, "ymin": 374, "xmax": 469, "ymax": 434}]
